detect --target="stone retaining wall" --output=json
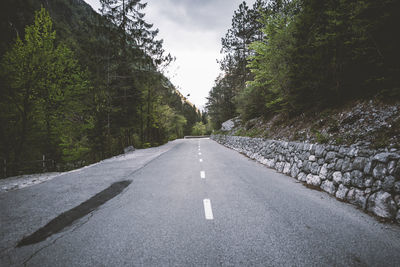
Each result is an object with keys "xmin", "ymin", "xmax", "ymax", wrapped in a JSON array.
[{"xmin": 212, "ymin": 134, "xmax": 400, "ymax": 223}]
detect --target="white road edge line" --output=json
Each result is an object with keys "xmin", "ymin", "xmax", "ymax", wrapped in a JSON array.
[
  {"xmin": 199, "ymin": 159, "xmax": 203, "ymax": 162},
  {"xmin": 203, "ymin": 199, "xmax": 214, "ymax": 220},
  {"xmin": 200, "ymin": 171, "xmax": 205, "ymax": 179}
]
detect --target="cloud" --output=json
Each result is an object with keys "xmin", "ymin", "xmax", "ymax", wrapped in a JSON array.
[
  {"xmin": 84, "ymin": 0, "xmax": 256, "ymax": 108},
  {"xmin": 150, "ymin": 0, "xmax": 241, "ymax": 32}
]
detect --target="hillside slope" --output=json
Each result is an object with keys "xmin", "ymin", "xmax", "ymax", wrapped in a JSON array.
[{"xmin": 220, "ymin": 100, "xmax": 400, "ymax": 150}]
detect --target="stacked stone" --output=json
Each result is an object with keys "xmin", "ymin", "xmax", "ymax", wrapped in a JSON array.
[{"xmin": 212, "ymin": 135, "xmax": 400, "ymax": 223}]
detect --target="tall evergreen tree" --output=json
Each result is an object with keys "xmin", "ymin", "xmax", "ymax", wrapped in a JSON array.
[{"xmin": 0, "ymin": 7, "xmax": 91, "ymax": 171}]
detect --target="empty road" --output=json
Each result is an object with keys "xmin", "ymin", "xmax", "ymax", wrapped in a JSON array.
[{"xmin": 1, "ymin": 138, "xmax": 400, "ymax": 266}]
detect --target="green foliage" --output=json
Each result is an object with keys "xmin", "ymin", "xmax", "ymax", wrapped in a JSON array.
[
  {"xmin": 0, "ymin": 7, "xmax": 92, "ymax": 169},
  {"xmin": 233, "ymin": 127, "xmax": 263, "ymax": 137},
  {"xmin": 206, "ymin": 0, "xmax": 267, "ymax": 128},
  {"xmin": 0, "ymin": 1, "xmax": 202, "ymax": 176},
  {"xmin": 206, "ymin": 75, "xmax": 237, "ymax": 128},
  {"xmin": 191, "ymin": 122, "xmax": 207, "ymax": 136},
  {"xmin": 209, "ymin": 0, "xmax": 399, "ymax": 129},
  {"xmin": 142, "ymin": 142, "xmax": 151, "ymax": 149},
  {"xmin": 314, "ymin": 131, "xmax": 329, "ymax": 144}
]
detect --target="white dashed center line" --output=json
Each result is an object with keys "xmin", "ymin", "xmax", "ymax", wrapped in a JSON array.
[
  {"xmin": 198, "ymin": 152, "xmax": 201, "ymax": 155},
  {"xmin": 199, "ymin": 159, "xmax": 203, "ymax": 162},
  {"xmin": 203, "ymin": 199, "xmax": 214, "ymax": 220},
  {"xmin": 200, "ymin": 171, "xmax": 205, "ymax": 179}
]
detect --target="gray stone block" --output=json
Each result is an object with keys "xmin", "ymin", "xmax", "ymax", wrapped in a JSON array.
[
  {"xmin": 321, "ymin": 180, "xmax": 336, "ymax": 195},
  {"xmin": 367, "ymin": 191, "xmax": 397, "ymax": 219},
  {"xmin": 325, "ymin": 151, "xmax": 337, "ymax": 163},
  {"xmin": 382, "ymin": 176, "xmax": 395, "ymax": 192},
  {"xmin": 388, "ymin": 160, "xmax": 397, "ymax": 175},
  {"xmin": 373, "ymin": 163, "xmax": 387, "ymax": 180},
  {"xmin": 319, "ymin": 164, "xmax": 328, "ymax": 180},
  {"xmin": 297, "ymin": 172, "xmax": 307, "ymax": 182},
  {"xmin": 347, "ymin": 188, "xmax": 369, "ymax": 209},
  {"xmin": 306, "ymin": 174, "xmax": 321, "ymax": 186},
  {"xmin": 395, "ymin": 182, "xmax": 400, "ymax": 194},
  {"xmin": 335, "ymin": 159, "xmax": 343, "ymax": 171},
  {"xmin": 351, "ymin": 170, "xmax": 364, "ymax": 188},
  {"xmin": 352, "ymin": 157, "xmax": 367, "ymax": 171},
  {"xmin": 363, "ymin": 160, "xmax": 373, "ymax": 175},
  {"xmin": 341, "ymin": 158, "xmax": 352, "ymax": 172},
  {"xmin": 311, "ymin": 162, "xmax": 320, "ymax": 175},
  {"xmin": 336, "ymin": 184, "xmax": 349, "ymax": 200},
  {"xmin": 332, "ymin": 171, "xmax": 342, "ymax": 185},
  {"xmin": 290, "ymin": 165, "xmax": 300, "ymax": 178},
  {"xmin": 124, "ymin": 146, "xmax": 135, "ymax": 153},
  {"xmin": 373, "ymin": 152, "xmax": 400, "ymax": 163},
  {"xmin": 315, "ymin": 145, "xmax": 325, "ymax": 157},
  {"xmin": 343, "ymin": 172, "xmax": 352, "ymax": 186}
]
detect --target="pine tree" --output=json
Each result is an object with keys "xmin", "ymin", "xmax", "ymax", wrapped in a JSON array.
[{"xmin": 0, "ymin": 7, "xmax": 91, "ymax": 170}]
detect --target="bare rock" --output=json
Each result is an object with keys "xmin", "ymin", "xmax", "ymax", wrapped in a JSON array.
[
  {"xmin": 367, "ymin": 191, "xmax": 397, "ymax": 219},
  {"xmin": 347, "ymin": 188, "xmax": 369, "ymax": 209},
  {"xmin": 343, "ymin": 172, "xmax": 352, "ymax": 186},
  {"xmin": 351, "ymin": 170, "xmax": 364, "ymax": 188},
  {"xmin": 283, "ymin": 162, "xmax": 291, "ymax": 175},
  {"xmin": 290, "ymin": 165, "xmax": 300, "ymax": 178},
  {"xmin": 335, "ymin": 159, "xmax": 343, "ymax": 171},
  {"xmin": 297, "ymin": 172, "xmax": 307, "ymax": 182},
  {"xmin": 332, "ymin": 171, "xmax": 342, "ymax": 185},
  {"xmin": 373, "ymin": 153, "xmax": 400, "ymax": 163},
  {"xmin": 336, "ymin": 184, "xmax": 349, "ymax": 200},
  {"xmin": 315, "ymin": 145, "xmax": 325, "ymax": 157},
  {"xmin": 306, "ymin": 174, "xmax": 321, "ymax": 186},
  {"xmin": 221, "ymin": 119, "xmax": 235, "ymax": 131},
  {"xmin": 372, "ymin": 163, "xmax": 387, "ymax": 180},
  {"xmin": 325, "ymin": 151, "xmax": 337, "ymax": 163},
  {"xmin": 382, "ymin": 176, "xmax": 395, "ymax": 192},
  {"xmin": 321, "ymin": 180, "xmax": 336, "ymax": 195},
  {"xmin": 397, "ymin": 210, "xmax": 400, "ymax": 224},
  {"xmin": 124, "ymin": 146, "xmax": 135, "ymax": 153},
  {"xmin": 319, "ymin": 164, "xmax": 328, "ymax": 179},
  {"xmin": 311, "ymin": 162, "xmax": 320, "ymax": 175},
  {"xmin": 395, "ymin": 182, "xmax": 400, "ymax": 194},
  {"xmin": 352, "ymin": 157, "xmax": 367, "ymax": 171}
]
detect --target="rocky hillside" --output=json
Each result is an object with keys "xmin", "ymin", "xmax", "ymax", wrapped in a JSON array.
[{"xmin": 219, "ymin": 100, "xmax": 400, "ymax": 150}]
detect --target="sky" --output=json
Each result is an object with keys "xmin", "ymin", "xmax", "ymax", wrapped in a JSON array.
[{"xmin": 84, "ymin": 0, "xmax": 255, "ymax": 110}]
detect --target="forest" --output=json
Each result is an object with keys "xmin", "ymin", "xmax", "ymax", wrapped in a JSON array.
[
  {"xmin": 206, "ymin": 0, "xmax": 399, "ymax": 128},
  {"xmin": 0, "ymin": 0, "xmax": 206, "ymax": 177}
]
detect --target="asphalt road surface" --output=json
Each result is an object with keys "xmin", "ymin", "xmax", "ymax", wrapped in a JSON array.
[{"xmin": 1, "ymin": 138, "xmax": 400, "ymax": 266}]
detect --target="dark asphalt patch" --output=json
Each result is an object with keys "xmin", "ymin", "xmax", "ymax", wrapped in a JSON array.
[{"xmin": 16, "ymin": 180, "xmax": 132, "ymax": 247}]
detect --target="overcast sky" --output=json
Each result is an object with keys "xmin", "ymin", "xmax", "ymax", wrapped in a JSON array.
[{"xmin": 84, "ymin": 0, "xmax": 255, "ymax": 109}]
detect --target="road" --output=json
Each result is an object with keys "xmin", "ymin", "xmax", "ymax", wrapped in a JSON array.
[{"xmin": 1, "ymin": 138, "xmax": 400, "ymax": 266}]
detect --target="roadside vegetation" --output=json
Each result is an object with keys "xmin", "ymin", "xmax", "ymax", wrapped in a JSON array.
[
  {"xmin": 0, "ymin": 0, "xmax": 208, "ymax": 177},
  {"xmin": 206, "ymin": 0, "xmax": 399, "ymax": 134}
]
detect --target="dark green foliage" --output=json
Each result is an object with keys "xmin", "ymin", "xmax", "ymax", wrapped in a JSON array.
[
  {"xmin": 0, "ymin": 0, "xmax": 201, "ymax": 177},
  {"xmin": 206, "ymin": 0, "xmax": 269, "ymax": 126},
  {"xmin": 208, "ymin": 0, "xmax": 399, "ymax": 130},
  {"xmin": 206, "ymin": 75, "xmax": 237, "ymax": 129}
]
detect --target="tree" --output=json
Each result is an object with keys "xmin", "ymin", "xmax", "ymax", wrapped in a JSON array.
[
  {"xmin": 220, "ymin": 0, "xmax": 266, "ymax": 94},
  {"xmin": 206, "ymin": 74, "xmax": 237, "ymax": 128},
  {"xmin": 207, "ymin": 1, "xmax": 267, "ymax": 128},
  {"xmin": 191, "ymin": 122, "xmax": 206, "ymax": 136},
  {"xmin": 0, "ymin": 7, "xmax": 91, "ymax": 170},
  {"xmin": 241, "ymin": 0, "xmax": 299, "ymax": 118}
]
